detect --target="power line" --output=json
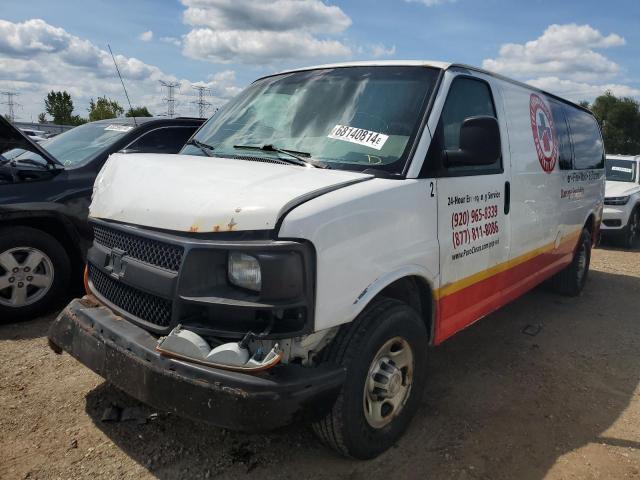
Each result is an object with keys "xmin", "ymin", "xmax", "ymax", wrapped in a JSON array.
[
  {"xmin": 159, "ymin": 80, "xmax": 180, "ymax": 117},
  {"xmin": 191, "ymin": 85, "xmax": 212, "ymax": 119},
  {"xmin": 0, "ymin": 90, "xmax": 20, "ymax": 122}
]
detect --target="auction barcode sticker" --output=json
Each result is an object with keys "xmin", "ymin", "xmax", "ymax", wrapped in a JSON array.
[
  {"xmin": 612, "ymin": 166, "xmax": 633, "ymax": 173},
  {"xmin": 328, "ymin": 125, "xmax": 389, "ymax": 151}
]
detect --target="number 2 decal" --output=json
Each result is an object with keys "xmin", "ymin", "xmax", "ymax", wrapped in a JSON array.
[{"xmin": 429, "ymin": 181, "xmax": 435, "ymax": 197}]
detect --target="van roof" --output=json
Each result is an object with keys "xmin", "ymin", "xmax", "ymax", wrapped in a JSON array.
[{"xmin": 269, "ymin": 60, "xmax": 592, "ymax": 115}]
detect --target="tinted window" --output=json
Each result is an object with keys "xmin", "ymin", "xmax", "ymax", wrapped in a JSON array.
[
  {"xmin": 127, "ymin": 127, "xmax": 197, "ymax": 154},
  {"xmin": 565, "ymin": 107, "xmax": 604, "ymax": 170},
  {"xmin": 548, "ymin": 100, "xmax": 573, "ymax": 170},
  {"xmin": 605, "ymin": 158, "xmax": 637, "ymax": 183},
  {"xmin": 423, "ymin": 77, "xmax": 500, "ymax": 176},
  {"xmin": 14, "ymin": 122, "xmax": 133, "ymax": 167}
]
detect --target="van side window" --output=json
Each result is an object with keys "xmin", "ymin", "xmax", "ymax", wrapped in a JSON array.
[
  {"xmin": 564, "ymin": 107, "xmax": 604, "ymax": 170},
  {"xmin": 422, "ymin": 76, "xmax": 501, "ymax": 177},
  {"xmin": 548, "ymin": 100, "xmax": 573, "ymax": 170}
]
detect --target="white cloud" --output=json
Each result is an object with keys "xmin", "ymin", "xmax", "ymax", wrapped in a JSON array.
[
  {"xmin": 526, "ymin": 77, "xmax": 640, "ymax": 102},
  {"xmin": 370, "ymin": 44, "xmax": 396, "ymax": 58},
  {"xmin": 160, "ymin": 36, "xmax": 182, "ymax": 47},
  {"xmin": 482, "ymin": 24, "xmax": 625, "ymax": 82},
  {"xmin": 0, "ymin": 19, "xmax": 241, "ymax": 121},
  {"xmin": 404, "ymin": 0, "xmax": 457, "ymax": 6},
  {"xmin": 138, "ymin": 30, "xmax": 153, "ymax": 42},
  {"xmin": 182, "ymin": 0, "xmax": 351, "ymax": 34},
  {"xmin": 180, "ymin": 0, "xmax": 353, "ymax": 64},
  {"xmin": 482, "ymin": 23, "xmax": 638, "ymax": 101}
]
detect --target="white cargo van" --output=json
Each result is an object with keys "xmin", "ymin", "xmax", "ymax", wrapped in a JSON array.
[{"xmin": 49, "ymin": 61, "xmax": 605, "ymax": 459}]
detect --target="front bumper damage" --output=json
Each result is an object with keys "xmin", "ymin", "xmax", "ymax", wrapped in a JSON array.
[{"xmin": 48, "ymin": 297, "xmax": 345, "ymax": 431}]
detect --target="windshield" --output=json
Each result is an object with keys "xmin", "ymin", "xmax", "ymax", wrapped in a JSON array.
[
  {"xmin": 605, "ymin": 159, "xmax": 637, "ymax": 183},
  {"xmin": 14, "ymin": 122, "xmax": 133, "ymax": 167},
  {"xmin": 181, "ymin": 66, "xmax": 440, "ymax": 173}
]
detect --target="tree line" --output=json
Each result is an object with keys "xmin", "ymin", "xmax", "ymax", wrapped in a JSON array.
[
  {"xmin": 39, "ymin": 90, "xmax": 152, "ymax": 125},
  {"xmin": 580, "ymin": 92, "xmax": 640, "ymax": 155}
]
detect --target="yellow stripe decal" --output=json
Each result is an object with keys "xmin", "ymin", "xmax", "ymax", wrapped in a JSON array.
[{"xmin": 435, "ymin": 229, "xmax": 581, "ymax": 300}]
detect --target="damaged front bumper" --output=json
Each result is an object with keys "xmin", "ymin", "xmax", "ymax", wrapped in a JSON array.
[{"xmin": 48, "ymin": 297, "xmax": 345, "ymax": 431}]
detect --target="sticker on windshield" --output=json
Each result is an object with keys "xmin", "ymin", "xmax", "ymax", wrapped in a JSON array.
[
  {"xmin": 105, "ymin": 124, "xmax": 134, "ymax": 132},
  {"xmin": 612, "ymin": 166, "xmax": 633, "ymax": 173},
  {"xmin": 328, "ymin": 125, "xmax": 389, "ymax": 151}
]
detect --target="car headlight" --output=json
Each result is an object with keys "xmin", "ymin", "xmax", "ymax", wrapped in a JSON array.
[
  {"xmin": 604, "ymin": 196, "xmax": 630, "ymax": 206},
  {"xmin": 228, "ymin": 252, "xmax": 261, "ymax": 292}
]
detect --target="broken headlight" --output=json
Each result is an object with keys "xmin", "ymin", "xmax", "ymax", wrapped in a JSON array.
[{"xmin": 228, "ymin": 252, "xmax": 262, "ymax": 292}]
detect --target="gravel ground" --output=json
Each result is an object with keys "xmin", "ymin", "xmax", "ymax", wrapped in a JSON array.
[{"xmin": 1, "ymin": 244, "xmax": 639, "ymax": 480}]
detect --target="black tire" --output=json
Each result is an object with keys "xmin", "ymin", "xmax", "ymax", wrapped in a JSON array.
[
  {"xmin": 312, "ymin": 298, "xmax": 428, "ymax": 459},
  {"xmin": 551, "ymin": 228, "xmax": 591, "ymax": 297},
  {"xmin": 621, "ymin": 208, "xmax": 639, "ymax": 249},
  {"xmin": 0, "ymin": 226, "xmax": 71, "ymax": 322}
]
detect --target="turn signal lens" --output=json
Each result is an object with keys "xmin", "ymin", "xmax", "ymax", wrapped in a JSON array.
[
  {"xmin": 228, "ymin": 252, "xmax": 262, "ymax": 292},
  {"xmin": 83, "ymin": 264, "xmax": 91, "ymax": 295}
]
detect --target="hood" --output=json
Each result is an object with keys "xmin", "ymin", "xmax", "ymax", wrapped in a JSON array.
[
  {"xmin": 605, "ymin": 180, "xmax": 640, "ymax": 198},
  {"xmin": 90, "ymin": 153, "xmax": 372, "ymax": 232},
  {"xmin": 0, "ymin": 116, "xmax": 62, "ymax": 167}
]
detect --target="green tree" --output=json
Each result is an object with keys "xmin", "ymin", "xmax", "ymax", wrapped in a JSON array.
[
  {"xmin": 44, "ymin": 91, "xmax": 75, "ymax": 125},
  {"xmin": 126, "ymin": 106, "xmax": 152, "ymax": 117},
  {"xmin": 88, "ymin": 96, "xmax": 124, "ymax": 121},
  {"xmin": 37, "ymin": 112, "xmax": 47, "ymax": 123},
  {"xmin": 585, "ymin": 91, "xmax": 640, "ymax": 155},
  {"xmin": 69, "ymin": 115, "xmax": 88, "ymax": 126}
]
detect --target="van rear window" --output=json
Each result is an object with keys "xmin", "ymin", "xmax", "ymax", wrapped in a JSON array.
[{"xmin": 565, "ymin": 108, "xmax": 604, "ymax": 170}]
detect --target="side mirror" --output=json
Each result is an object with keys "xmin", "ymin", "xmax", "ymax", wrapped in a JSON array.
[{"xmin": 444, "ymin": 116, "xmax": 501, "ymax": 167}]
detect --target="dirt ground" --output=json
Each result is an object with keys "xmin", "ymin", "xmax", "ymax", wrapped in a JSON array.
[{"xmin": 1, "ymin": 244, "xmax": 640, "ymax": 480}]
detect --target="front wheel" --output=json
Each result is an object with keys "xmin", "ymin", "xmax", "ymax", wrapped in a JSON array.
[
  {"xmin": 312, "ymin": 299, "xmax": 428, "ymax": 459},
  {"xmin": 0, "ymin": 226, "xmax": 71, "ymax": 322}
]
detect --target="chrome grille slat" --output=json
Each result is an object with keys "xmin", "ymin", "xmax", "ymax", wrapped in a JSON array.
[{"xmin": 93, "ymin": 225, "xmax": 183, "ymax": 272}]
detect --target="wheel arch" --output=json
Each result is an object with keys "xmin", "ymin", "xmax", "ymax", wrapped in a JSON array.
[
  {"xmin": 350, "ymin": 268, "xmax": 437, "ymax": 344},
  {"xmin": 0, "ymin": 212, "xmax": 84, "ymax": 276}
]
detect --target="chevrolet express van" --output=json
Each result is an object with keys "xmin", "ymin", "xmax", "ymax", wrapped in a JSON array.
[{"xmin": 48, "ymin": 61, "xmax": 605, "ymax": 459}]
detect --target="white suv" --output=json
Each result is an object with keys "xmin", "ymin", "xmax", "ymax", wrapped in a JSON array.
[{"xmin": 602, "ymin": 155, "xmax": 640, "ymax": 248}]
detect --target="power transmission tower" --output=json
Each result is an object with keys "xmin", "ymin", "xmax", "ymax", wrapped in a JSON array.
[
  {"xmin": 159, "ymin": 80, "xmax": 180, "ymax": 117},
  {"xmin": 191, "ymin": 86, "xmax": 212, "ymax": 118},
  {"xmin": 0, "ymin": 91, "xmax": 20, "ymax": 122}
]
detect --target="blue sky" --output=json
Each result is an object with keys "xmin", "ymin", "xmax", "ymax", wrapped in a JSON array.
[{"xmin": 1, "ymin": 0, "xmax": 638, "ymax": 121}]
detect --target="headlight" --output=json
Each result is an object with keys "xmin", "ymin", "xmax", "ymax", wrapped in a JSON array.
[
  {"xmin": 604, "ymin": 196, "xmax": 630, "ymax": 206},
  {"xmin": 228, "ymin": 252, "xmax": 261, "ymax": 292}
]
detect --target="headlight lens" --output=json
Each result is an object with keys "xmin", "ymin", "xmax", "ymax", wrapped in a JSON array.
[
  {"xmin": 228, "ymin": 252, "xmax": 261, "ymax": 292},
  {"xmin": 604, "ymin": 195, "xmax": 630, "ymax": 206}
]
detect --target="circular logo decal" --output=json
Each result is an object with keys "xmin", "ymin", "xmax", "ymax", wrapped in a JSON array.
[{"xmin": 529, "ymin": 93, "xmax": 558, "ymax": 173}]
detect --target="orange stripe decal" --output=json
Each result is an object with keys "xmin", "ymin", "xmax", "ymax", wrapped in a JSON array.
[{"xmin": 433, "ymin": 229, "xmax": 581, "ymax": 344}]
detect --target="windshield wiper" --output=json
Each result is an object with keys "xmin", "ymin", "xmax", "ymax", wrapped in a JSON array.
[
  {"xmin": 233, "ymin": 144, "xmax": 329, "ymax": 169},
  {"xmin": 186, "ymin": 138, "xmax": 216, "ymax": 157}
]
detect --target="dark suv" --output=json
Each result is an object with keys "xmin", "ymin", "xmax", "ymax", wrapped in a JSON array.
[{"xmin": 0, "ymin": 116, "xmax": 204, "ymax": 320}]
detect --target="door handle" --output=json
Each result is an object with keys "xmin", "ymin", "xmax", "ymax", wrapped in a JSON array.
[{"xmin": 504, "ymin": 181, "xmax": 511, "ymax": 215}]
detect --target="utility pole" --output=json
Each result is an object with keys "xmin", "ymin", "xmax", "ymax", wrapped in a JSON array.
[
  {"xmin": 159, "ymin": 80, "xmax": 180, "ymax": 117},
  {"xmin": 0, "ymin": 90, "xmax": 20, "ymax": 122},
  {"xmin": 191, "ymin": 85, "xmax": 212, "ymax": 118}
]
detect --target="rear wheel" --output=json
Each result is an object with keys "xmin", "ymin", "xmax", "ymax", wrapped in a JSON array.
[
  {"xmin": 622, "ymin": 208, "xmax": 639, "ymax": 249},
  {"xmin": 0, "ymin": 226, "xmax": 70, "ymax": 321},
  {"xmin": 551, "ymin": 228, "xmax": 591, "ymax": 296},
  {"xmin": 312, "ymin": 299, "xmax": 428, "ymax": 459}
]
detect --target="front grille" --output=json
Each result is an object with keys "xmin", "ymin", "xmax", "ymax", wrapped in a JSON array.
[
  {"xmin": 94, "ymin": 225, "xmax": 183, "ymax": 271},
  {"xmin": 89, "ymin": 265, "xmax": 172, "ymax": 327}
]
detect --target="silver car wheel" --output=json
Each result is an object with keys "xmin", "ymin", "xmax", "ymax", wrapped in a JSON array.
[
  {"xmin": 0, "ymin": 247, "xmax": 55, "ymax": 307},
  {"xmin": 363, "ymin": 337, "xmax": 414, "ymax": 429}
]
